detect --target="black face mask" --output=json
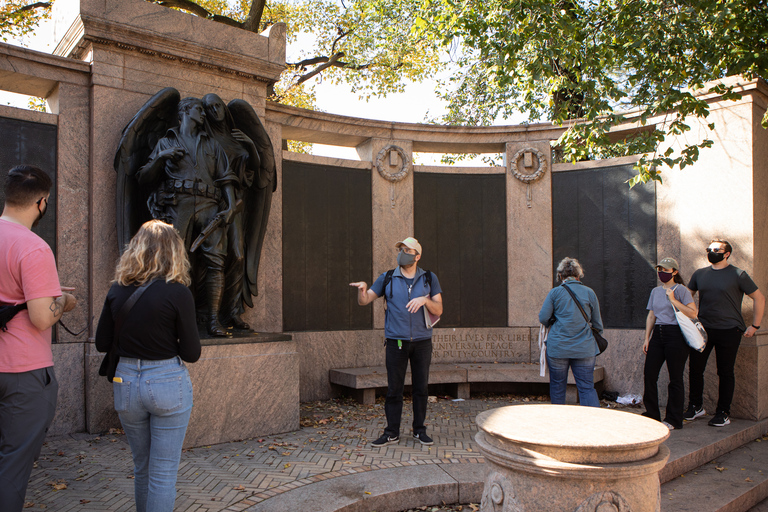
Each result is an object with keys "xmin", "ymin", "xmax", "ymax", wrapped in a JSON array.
[
  {"xmin": 32, "ymin": 198, "xmax": 47, "ymax": 228},
  {"xmin": 658, "ymin": 271, "xmax": 674, "ymax": 283},
  {"xmin": 707, "ymin": 251, "xmax": 725, "ymax": 264}
]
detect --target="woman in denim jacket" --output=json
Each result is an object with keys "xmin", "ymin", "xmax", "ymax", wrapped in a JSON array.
[
  {"xmin": 539, "ymin": 257, "xmax": 604, "ymax": 407},
  {"xmin": 96, "ymin": 220, "xmax": 200, "ymax": 512}
]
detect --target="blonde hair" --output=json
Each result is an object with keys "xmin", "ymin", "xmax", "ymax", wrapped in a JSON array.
[{"xmin": 114, "ymin": 220, "xmax": 191, "ymax": 286}]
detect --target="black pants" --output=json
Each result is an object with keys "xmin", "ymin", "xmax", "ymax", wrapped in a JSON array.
[
  {"xmin": 644, "ymin": 325, "xmax": 689, "ymax": 428},
  {"xmin": 688, "ymin": 327, "xmax": 743, "ymax": 415},
  {"xmin": 384, "ymin": 338, "xmax": 432, "ymax": 437}
]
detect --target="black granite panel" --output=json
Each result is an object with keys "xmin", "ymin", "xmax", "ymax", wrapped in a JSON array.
[
  {"xmin": 415, "ymin": 173, "xmax": 507, "ymax": 327},
  {"xmin": 552, "ymin": 164, "xmax": 656, "ymax": 328},
  {"xmin": 0, "ymin": 117, "xmax": 57, "ymax": 255},
  {"xmin": 282, "ymin": 161, "xmax": 372, "ymax": 331}
]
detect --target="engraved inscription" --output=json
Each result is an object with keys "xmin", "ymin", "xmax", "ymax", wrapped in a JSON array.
[{"xmin": 431, "ymin": 332, "xmax": 532, "ymax": 360}]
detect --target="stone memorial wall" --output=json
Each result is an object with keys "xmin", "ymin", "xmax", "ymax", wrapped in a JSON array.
[{"xmin": 0, "ymin": 0, "xmax": 766, "ymax": 442}]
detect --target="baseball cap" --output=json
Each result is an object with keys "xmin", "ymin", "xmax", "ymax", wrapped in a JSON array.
[
  {"xmin": 395, "ymin": 237, "xmax": 422, "ymax": 255},
  {"xmin": 656, "ymin": 257, "xmax": 679, "ymax": 270}
]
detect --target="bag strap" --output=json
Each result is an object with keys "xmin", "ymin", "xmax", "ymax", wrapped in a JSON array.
[
  {"xmin": 114, "ymin": 280, "xmax": 157, "ymax": 339},
  {"xmin": 667, "ymin": 284, "xmax": 682, "ymax": 313},
  {"xmin": 562, "ymin": 282, "xmax": 592, "ymax": 328}
]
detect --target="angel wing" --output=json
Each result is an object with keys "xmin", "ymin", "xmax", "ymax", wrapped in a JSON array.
[
  {"xmin": 114, "ymin": 87, "xmax": 180, "ymax": 250},
  {"xmin": 228, "ymin": 100, "xmax": 276, "ymax": 305}
]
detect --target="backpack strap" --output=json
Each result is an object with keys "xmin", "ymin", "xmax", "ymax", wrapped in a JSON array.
[
  {"xmin": 382, "ymin": 269, "xmax": 396, "ymax": 304},
  {"xmin": 382, "ymin": 268, "xmax": 433, "ymax": 306}
]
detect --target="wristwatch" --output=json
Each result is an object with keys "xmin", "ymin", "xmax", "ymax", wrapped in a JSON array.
[{"xmin": 752, "ymin": 324, "xmax": 761, "ymax": 330}]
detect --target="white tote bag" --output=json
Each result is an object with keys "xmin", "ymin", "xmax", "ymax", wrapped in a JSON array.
[{"xmin": 669, "ymin": 287, "xmax": 707, "ymax": 352}]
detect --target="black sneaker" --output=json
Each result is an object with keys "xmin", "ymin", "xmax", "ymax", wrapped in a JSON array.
[
  {"xmin": 413, "ymin": 432, "xmax": 434, "ymax": 445},
  {"xmin": 683, "ymin": 404, "xmax": 706, "ymax": 421},
  {"xmin": 708, "ymin": 412, "xmax": 730, "ymax": 427},
  {"xmin": 370, "ymin": 434, "xmax": 399, "ymax": 447}
]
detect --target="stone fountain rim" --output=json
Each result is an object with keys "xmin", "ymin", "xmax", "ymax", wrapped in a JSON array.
[{"xmin": 475, "ymin": 404, "xmax": 670, "ymax": 463}]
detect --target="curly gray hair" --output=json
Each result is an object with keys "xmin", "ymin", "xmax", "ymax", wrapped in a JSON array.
[{"xmin": 557, "ymin": 257, "xmax": 584, "ymax": 281}]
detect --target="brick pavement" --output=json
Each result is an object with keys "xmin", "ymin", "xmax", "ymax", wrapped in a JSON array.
[{"xmin": 25, "ymin": 394, "xmax": 558, "ymax": 511}]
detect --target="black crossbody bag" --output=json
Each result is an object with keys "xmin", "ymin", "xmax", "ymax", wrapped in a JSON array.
[
  {"xmin": 0, "ymin": 303, "xmax": 28, "ymax": 331},
  {"xmin": 562, "ymin": 282, "xmax": 608, "ymax": 354},
  {"xmin": 98, "ymin": 280, "xmax": 157, "ymax": 382}
]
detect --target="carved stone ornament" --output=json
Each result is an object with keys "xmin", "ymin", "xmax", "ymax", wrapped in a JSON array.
[
  {"xmin": 375, "ymin": 145, "xmax": 410, "ymax": 183},
  {"xmin": 573, "ymin": 490, "xmax": 632, "ymax": 512},
  {"xmin": 480, "ymin": 470, "xmax": 523, "ymax": 512},
  {"xmin": 510, "ymin": 147, "xmax": 548, "ymax": 183}
]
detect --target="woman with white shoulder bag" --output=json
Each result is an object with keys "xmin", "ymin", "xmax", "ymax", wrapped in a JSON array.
[{"xmin": 642, "ymin": 257, "xmax": 699, "ymax": 430}]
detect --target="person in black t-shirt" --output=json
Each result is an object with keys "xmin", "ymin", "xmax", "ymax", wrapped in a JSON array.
[{"xmin": 684, "ymin": 239, "xmax": 765, "ymax": 427}]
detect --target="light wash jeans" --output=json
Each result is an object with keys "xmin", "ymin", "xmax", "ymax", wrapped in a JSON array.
[
  {"xmin": 546, "ymin": 355, "xmax": 600, "ymax": 407},
  {"xmin": 114, "ymin": 357, "xmax": 193, "ymax": 512}
]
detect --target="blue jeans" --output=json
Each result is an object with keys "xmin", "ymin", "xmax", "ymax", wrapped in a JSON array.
[
  {"xmin": 114, "ymin": 357, "xmax": 193, "ymax": 512},
  {"xmin": 384, "ymin": 338, "xmax": 432, "ymax": 437},
  {"xmin": 547, "ymin": 355, "xmax": 600, "ymax": 407}
]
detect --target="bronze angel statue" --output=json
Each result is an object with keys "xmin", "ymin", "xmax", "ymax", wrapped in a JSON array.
[{"xmin": 114, "ymin": 88, "xmax": 276, "ymax": 336}]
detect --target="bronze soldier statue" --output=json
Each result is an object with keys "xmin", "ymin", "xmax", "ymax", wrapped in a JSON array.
[{"xmin": 114, "ymin": 88, "xmax": 276, "ymax": 337}]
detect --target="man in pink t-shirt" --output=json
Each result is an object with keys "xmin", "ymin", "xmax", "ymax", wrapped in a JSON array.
[{"xmin": 0, "ymin": 165, "xmax": 77, "ymax": 512}]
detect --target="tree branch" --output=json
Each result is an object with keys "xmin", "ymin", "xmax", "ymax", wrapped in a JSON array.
[
  {"xmin": 295, "ymin": 53, "xmax": 345, "ymax": 85},
  {"xmin": 331, "ymin": 29, "xmax": 349, "ymax": 55},
  {"xmin": 242, "ymin": 0, "xmax": 266, "ymax": 32},
  {"xmin": 16, "ymin": 2, "xmax": 50, "ymax": 12},
  {"xmin": 150, "ymin": 0, "xmax": 243, "ymax": 29}
]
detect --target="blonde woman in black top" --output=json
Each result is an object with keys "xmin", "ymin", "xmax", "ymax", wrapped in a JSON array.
[{"xmin": 96, "ymin": 220, "xmax": 200, "ymax": 512}]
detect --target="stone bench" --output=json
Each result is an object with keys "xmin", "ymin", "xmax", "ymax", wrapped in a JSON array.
[{"xmin": 329, "ymin": 363, "xmax": 605, "ymax": 405}]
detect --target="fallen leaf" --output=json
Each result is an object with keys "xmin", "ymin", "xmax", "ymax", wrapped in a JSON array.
[
  {"xmin": 233, "ymin": 485, "xmax": 245, "ymax": 490},
  {"xmin": 746, "ymin": 477, "xmax": 753, "ymax": 482},
  {"xmin": 716, "ymin": 467, "xmax": 725, "ymax": 472}
]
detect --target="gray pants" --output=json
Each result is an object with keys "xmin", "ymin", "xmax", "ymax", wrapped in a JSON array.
[{"xmin": 0, "ymin": 367, "xmax": 58, "ymax": 512}]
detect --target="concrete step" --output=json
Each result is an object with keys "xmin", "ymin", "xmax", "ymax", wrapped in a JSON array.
[
  {"xmin": 661, "ymin": 431, "xmax": 768, "ymax": 511},
  {"xmin": 660, "ymin": 415, "xmax": 768, "ymax": 484}
]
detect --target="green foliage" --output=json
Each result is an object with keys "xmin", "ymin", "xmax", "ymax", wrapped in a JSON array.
[
  {"xmin": 0, "ymin": 1, "xmax": 51, "ymax": 42},
  {"xmin": 27, "ymin": 96, "xmax": 46, "ymax": 112},
  {"xmin": 159, "ymin": 1, "xmax": 448, "ymax": 111},
  {"xmin": 275, "ymin": 0, "xmax": 444, "ymax": 100},
  {"xmin": 418, "ymin": 0, "xmax": 768, "ymax": 184}
]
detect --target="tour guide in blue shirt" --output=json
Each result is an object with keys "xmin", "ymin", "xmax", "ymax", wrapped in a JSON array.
[{"xmin": 350, "ymin": 237, "xmax": 443, "ymax": 447}]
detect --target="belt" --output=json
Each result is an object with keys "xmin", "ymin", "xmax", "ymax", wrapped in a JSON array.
[{"xmin": 164, "ymin": 179, "xmax": 221, "ymax": 201}]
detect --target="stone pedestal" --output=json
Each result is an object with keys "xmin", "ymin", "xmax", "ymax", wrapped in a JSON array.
[
  {"xmin": 85, "ymin": 334, "xmax": 298, "ymax": 448},
  {"xmin": 475, "ymin": 404, "xmax": 670, "ymax": 512}
]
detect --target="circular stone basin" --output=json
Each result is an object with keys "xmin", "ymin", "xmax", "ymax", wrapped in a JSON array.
[{"xmin": 476, "ymin": 404, "xmax": 669, "ymax": 464}]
